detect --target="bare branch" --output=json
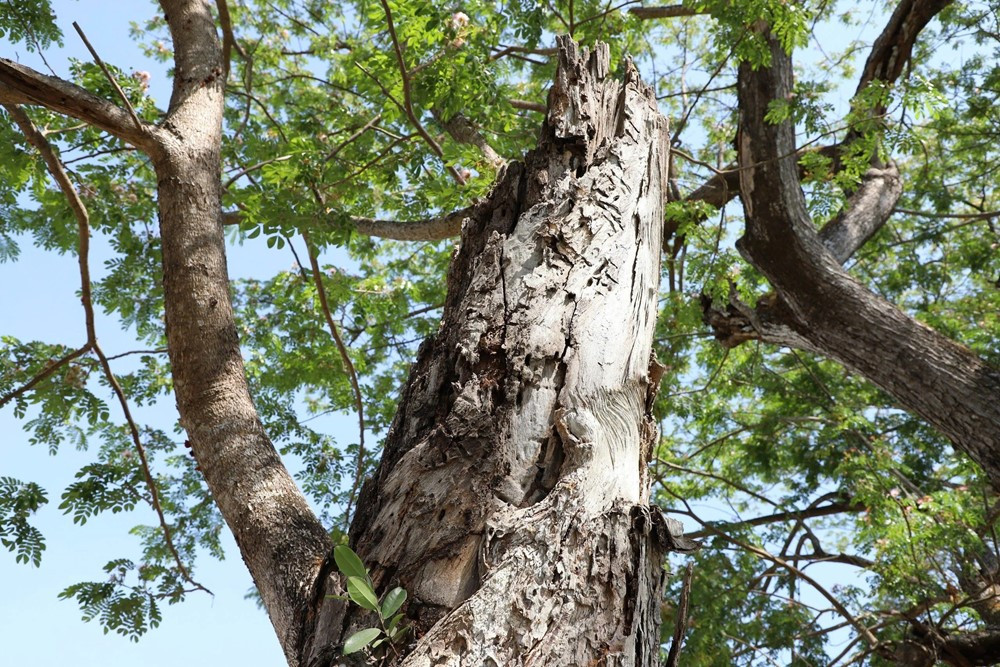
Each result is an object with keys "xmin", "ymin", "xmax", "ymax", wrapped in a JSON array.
[
  {"xmin": 509, "ymin": 98, "xmax": 547, "ymax": 113},
  {"xmin": 734, "ymin": 26, "xmax": 1000, "ymax": 492},
  {"xmin": 222, "ymin": 203, "xmax": 475, "ymax": 241},
  {"xmin": 629, "ymin": 5, "xmax": 703, "ymax": 20},
  {"xmin": 302, "ymin": 231, "xmax": 367, "ymax": 530},
  {"xmin": 701, "ymin": 522, "xmax": 881, "ymax": 648},
  {"xmin": 436, "ymin": 112, "xmax": 505, "ymax": 168},
  {"xmin": 71, "ymin": 21, "xmax": 143, "ymax": 131},
  {"xmin": 664, "ymin": 563, "xmax": 694, "ymax": 667},
  {"xmin": 819, "ymin": 163, "xmax": 903, "ymax": 263},
  {"xmin": 684, "ymin": 499, "xmax": 864, "ymax": 539},
  {"xmin": 853, "ymin": 0, "xmax": 954, "ymax": 116}
]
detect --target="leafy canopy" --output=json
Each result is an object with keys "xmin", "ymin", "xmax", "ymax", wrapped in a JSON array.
[{"xmin": 2, "ymin": 0, "xmax": 1000, "ymax": 663}]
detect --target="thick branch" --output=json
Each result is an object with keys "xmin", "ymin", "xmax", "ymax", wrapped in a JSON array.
[
  {"xmin": 222, "ymin": 204, "xmax": 474, "ymax": 241},
  {"xmin": 509, "ymin": 98, "xmax": 547, "ymax": 113},
  {"xmin": 0, "ymin": 58, "xmax": 153, "ymax": 148},
  {"xmin": 735, "ymin": 30, "xmax": 1000, "ymax": 492},
  {"xmin": 818, "ymin": 164, "xmax": 902, "ymax": 263},
  {"xmin": 854, "ymin": 0, "xmax": 954, "ymax": 104},
  {"xmin": 677, "ymin": 0, "xmax": 952, "ymax": 240},
  {"xmin": 437, "ymin": 112, "xmax": 504, "ymax": 168},
  {"xmin": 154, "ymin": 2, "xmax": 330, "ymax": 662},
  {"xmin": 629, "ymin": 5, "xmax": 703, "ymax": 20},
  {"xmin": 896, "ymin": 626, "xmax": 1000, "ymax": 666}
]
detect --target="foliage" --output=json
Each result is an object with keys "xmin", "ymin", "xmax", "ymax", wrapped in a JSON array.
[
  {"xmin": 330, "ymin": 545, "xmax": 410, "ymax": 656},
  {"xmin": 1, "ymin": 0, "xmax": 1000, "ymax": 663}
]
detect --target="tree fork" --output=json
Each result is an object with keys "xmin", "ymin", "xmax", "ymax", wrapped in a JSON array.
[{"xmin": 300, "ymin": 37, "xmax": 694, "ymax": 665}]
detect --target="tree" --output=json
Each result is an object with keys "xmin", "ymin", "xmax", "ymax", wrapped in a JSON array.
[{"xmin": 2, "ymin": 0, "xmax": 1000, "ymax": 665}]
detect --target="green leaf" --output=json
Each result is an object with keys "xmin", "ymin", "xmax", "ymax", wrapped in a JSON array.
[
  {"xmin": 347, "ymin": 576, "xmax": 380, "ymax": 612},
  {"xmin": 386, "ymin": 612, "xmax": 404, "ymax": 635},
  {"xmin": 380, "ymin": 586, "xmax": 406, "ymax": 618},
  {"xmin": 333, "ymin": 545, "xmax": 368, "ymax": 580},
  {"xmin": 343, "ymin": 627, "xmax": 381, "ymax": 655},
  {"xmin": 388, "ymin": 622, "xmax": 409, "ymax": 641}
]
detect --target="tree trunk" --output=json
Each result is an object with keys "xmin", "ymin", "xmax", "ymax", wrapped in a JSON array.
[{"xmin": 300, "ymin": 37, "xmax": 690, "ymax": 665}]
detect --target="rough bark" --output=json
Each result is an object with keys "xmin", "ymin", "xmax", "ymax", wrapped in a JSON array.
[
  {"xmin": 734, "ymin": 30, "xmax": 1000, "ymax": 491},
  {"xmin": 300, "ymin": 37, "xmax": 691, "ymax": 666},
  {"xmin": 150, "ymin": 1, "xmax": 330, "ymax": 661}
]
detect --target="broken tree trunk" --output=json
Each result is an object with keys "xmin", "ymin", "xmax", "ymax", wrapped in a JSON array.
[{"xmin": 299, "ymin": 37, "xmax": 691, "ymax": 665}]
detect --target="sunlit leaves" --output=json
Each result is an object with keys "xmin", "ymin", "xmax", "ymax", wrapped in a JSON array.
[{"xmin": 0, "ymin": 477, "xmax": 48, "ymax": 566}]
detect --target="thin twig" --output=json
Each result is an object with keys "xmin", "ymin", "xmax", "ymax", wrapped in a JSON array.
[
  {"xmin": 658, "ymin": 458, "xmax": 778, "ymax": 507},
  {"xmin": 95, "ymin": 340, "xmax": 213, "ymax": 596},
  {"xmin": 893, "ymin": 207, "xmax": 1000, "ymax": 220},
  {"xmin": 302, "ymin": 230, "xmax": 367, "ymax": 529},
  {"xmin": 223, "ymin": 154, "xmax": 292, "ymax": 189},
  {"xmin": 701, "ymin": 521, "xmax": 880, "ymax": 649},
  {"xmin": 71, "ymin": 22, "xmax": 143, "ymax": 130},
  {"xmin": 683, "ymin": 499, "xmax": 864, "ymax": 539},
  {"xmin": 6, "ymin": 103, "xmax": 209, "ymax": 595},
  {"xmin": 104, "ymin": 348, "xmax": 168, "ymax": 361},
  {"xmin": 0, "ymin": 344, "xmax": 91, "ymax": 408}
]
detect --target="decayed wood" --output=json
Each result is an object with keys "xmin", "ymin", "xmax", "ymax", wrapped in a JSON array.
[{"xmin": 301, "ymin": 36, "xmax": 687, "ymax": 665}]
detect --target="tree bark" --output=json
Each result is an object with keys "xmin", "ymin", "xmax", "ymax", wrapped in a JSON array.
[
  {"xmin": 300, "ymin": 37, "xmax": 691, "ymax": 665},
  {"xmin": 151, "ymin": 1, "xmax": 330, "ymax": 661}
]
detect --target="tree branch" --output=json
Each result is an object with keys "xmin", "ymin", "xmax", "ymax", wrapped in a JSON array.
[
  {"xmin": 851, "ymin": 0, "xmax": 954, "ymax": 123},
  {"xmin": 436, "ymin": 112, "xmax": 505, "ymax": 168},
  {"xmin": 153, "ymin": 3, "xmax": 331, "ymax": 660},
  {"xmin": 4, "ymin": 102, "xmax": 210, "ymax": 595},
  {"xmin": 71, "ymin": 21, "xmax": 143, "ymax": 130},
  {"xmin": 684, "ymin": 499, "xmax": 864, "ymax": 539},
  {"xmin": 734, "ymin": 26, "xmax": 1000, "ymax": 493},
  {"xmin": 664, "ymin": 562, "xmax": 694, "ymax": 667},
  {"xmin": 215, "ymin": 0, "xmax": 246, "ymax": 79},
  {"xmin": 676, "ymin": 0, "xmax": 953, "ymax": 242},
  {"xmin": 222, "ymin": 203, "xmax": 475, "ymax": 241},
  {"xmin": 377, "ymin": 0, "xmax": 466, "ymax": 186},
  {"xmin": 629, "ymin": 5, "xmax": 703, "ymax": 20},
  {"xmin": 302, "ymin": 230, "xmax": 366, "ymax": 531},
  {"xmin": 509, "ymin": 98, "xmax": 547, "ymax": 113},
  {"xmin": 818, "ymin": 163, "xmax": 903, "ymax": 263},
  {"xmin": 0, "ymin": 58, "xmax": 153, "ymax": 148}
]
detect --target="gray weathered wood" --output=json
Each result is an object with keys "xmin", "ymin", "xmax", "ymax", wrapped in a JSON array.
[{"xmin": 302, "ymin": 36, "xmax": 681, "ymax": 665}]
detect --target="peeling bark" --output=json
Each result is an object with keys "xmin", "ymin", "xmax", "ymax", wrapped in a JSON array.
[{"xmin": 300, "ymin": 37, "xmax": 690, "ymax": 665}]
